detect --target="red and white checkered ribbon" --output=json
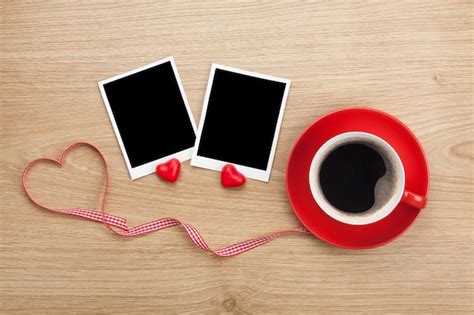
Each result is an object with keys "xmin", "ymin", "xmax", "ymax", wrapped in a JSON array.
[{"xmin": 22, "ymin": 142, "xmax": 309, "ymax": 257}]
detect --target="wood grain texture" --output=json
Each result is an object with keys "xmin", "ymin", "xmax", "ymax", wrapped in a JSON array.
[{"xmin": 1, "ymin": 1, "xmax": 472, "ymax": 313}]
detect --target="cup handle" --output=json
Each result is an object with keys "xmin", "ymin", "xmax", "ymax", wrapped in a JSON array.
[{"xmin": 401, "ymin": 191, "xmax": 427, "ymax": 209}]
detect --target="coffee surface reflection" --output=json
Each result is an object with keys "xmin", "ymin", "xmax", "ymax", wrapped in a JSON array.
[{"xmin": 319, "ymin": 144, "xmax": 386, "ymax": 213}]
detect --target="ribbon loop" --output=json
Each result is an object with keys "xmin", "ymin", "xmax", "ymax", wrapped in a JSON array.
[{"xmin": 22, "ymin": 142, "xmax": 309, "ymax": 257}]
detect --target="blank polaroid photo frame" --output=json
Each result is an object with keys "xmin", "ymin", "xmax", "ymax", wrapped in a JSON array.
[
  {"xmin": 191, "ymin": 64, "xmax": 291, "ymax": 182},
  {"xmin": 99, "ymin": 57, "xmax": 197, "ymax": 180}
]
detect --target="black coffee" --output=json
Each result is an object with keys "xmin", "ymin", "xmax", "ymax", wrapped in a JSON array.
[{"xmin": 319, "ymin": 143, "xmax": 387, "ymax": 213}]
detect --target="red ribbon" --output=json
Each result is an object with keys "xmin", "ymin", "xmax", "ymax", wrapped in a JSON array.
[{"xmin": 22, "ymin": 142, "xmax": 309, "ymax": 257}]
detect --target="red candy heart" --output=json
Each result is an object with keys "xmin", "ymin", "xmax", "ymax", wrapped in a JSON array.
[
  {"xmin": 221, "ymin": 164, "xmax": 246, "ymax": 187},
  {"xmin": 156, "ymin": 159, "xmax": 181, "ymax": 183}
]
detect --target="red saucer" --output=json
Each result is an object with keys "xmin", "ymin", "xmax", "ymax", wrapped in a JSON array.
[{"xmin": 286, "ymin": 108, "xmax": 429, "ymax": 249}]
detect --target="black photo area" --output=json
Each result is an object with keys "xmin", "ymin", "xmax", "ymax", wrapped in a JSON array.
[
  {"xmin": 197, "ymin": 69, "xmax": 287, "ymax": 170},
  {"xmin": 103, "ymin": 62, "xmax": 195, "ymax": 168}
]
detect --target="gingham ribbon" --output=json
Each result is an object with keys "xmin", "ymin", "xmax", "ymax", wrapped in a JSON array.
[{"xmin": 22, "ymin": 142, "xmax": 309, "ymax": 257}]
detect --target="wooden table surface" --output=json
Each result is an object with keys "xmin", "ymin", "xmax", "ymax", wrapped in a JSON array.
[{"xmin": 1, "ymin": 1, "xmax": 472, "ymax": 313}]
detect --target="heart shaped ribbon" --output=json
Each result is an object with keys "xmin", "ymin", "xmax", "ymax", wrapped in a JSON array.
[{"xmin": 22, "ymin": 142, "xmax": 309, "ymax": 257}]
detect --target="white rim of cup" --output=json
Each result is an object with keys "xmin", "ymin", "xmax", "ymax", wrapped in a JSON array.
[{"xmin": 308, "ymin": 132, "xmax": 405, "ymax": 225}]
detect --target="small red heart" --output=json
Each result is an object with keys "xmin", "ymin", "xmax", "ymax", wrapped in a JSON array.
[
  {"xmin": 221, "ymin": 164, "xmax": 246, "ymax": 187},
  {"xmin": 156, "ymin": 159, "xmax": 181, "ymax": 183}
]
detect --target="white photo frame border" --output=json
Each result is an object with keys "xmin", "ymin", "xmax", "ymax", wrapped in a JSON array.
[
  {"xmin": 191, "ymin": 64, "xmax": 291, "ymax": 182},
  {"xmin": 98, "ymin": 56, "xmax": 197, "ymax": 180}
]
